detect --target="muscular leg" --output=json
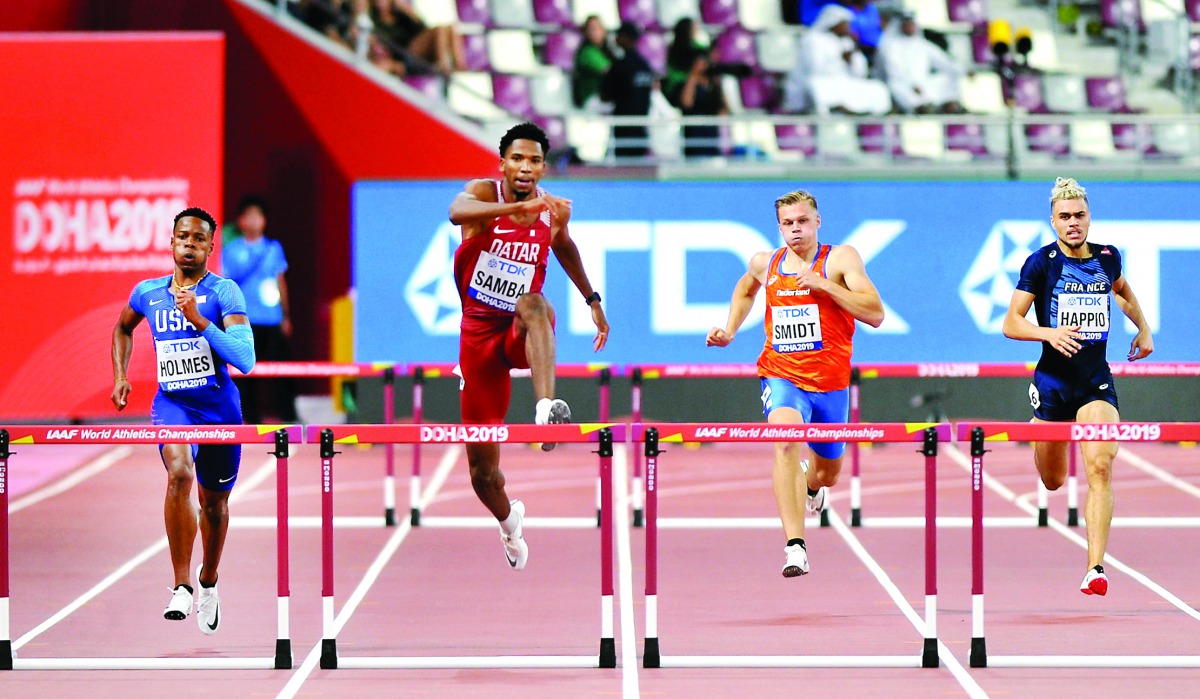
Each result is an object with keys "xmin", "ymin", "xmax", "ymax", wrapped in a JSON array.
[
  {"xmin": 162, "ymin": 444, "xmax": 198, "ymax": 588},
  {"xmin": 1032, "ymin": 417, "xmax": 1070, "ymax": 491},
  {"xmin": 514, "ymin": 293, "xmax": 557, "ymax": 401},
  {"xmin": 466, "ymin": 442, "xmax": 512, "ymax": 520},
  {"xmin": 1077, "ymin": 400, "xmax": 1119, "ymax": 568},
  {"xmin": 807, "ymin": 452, "xmax": 843, "ymax": 492},
  {"xmin": 769, "ymin": 408, "xmax": 806, "ymax": 540},
  {"xmin": 197, "ymin": 486, "xmax": 230, "ymax": 586}
]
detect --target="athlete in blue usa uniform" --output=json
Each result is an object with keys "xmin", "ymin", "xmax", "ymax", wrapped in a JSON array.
[
  {"xmin": 111, "ymin": 207, "xmax": 256, "ymax": 634},
  {"xmin": 1003, "ymin": 178, "xmax": 1153, "ymax": 598}
]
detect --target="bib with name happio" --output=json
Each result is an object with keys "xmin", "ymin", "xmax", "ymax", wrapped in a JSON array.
[{"xmin": 1056, "ymin": 294, "xmax": 1109, "ymax": 340}]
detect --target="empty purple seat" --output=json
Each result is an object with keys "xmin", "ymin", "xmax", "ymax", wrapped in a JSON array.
[
  {"xmin": 1099, "ymin": 0, "xmax": 1142, "ymax": 29},
  {"xmin": 493, "ymin": 74, "xmax": 535, "ymax": 116},
  {"xmin": 463, "ymin": 33, "xmax": 491, "ymax": 71},
  {"xmin": 1025, "ymin": 123, "xmax": 1069, "ymax": 155},
  {"xmin": 1188, "ymin": 0, "xmax": 1200, "ymax": 21},
  {"xmin": 714, "ymin": 26, "xmax": 758, "ymax": 69},
  {"xmin": 638, "ymin": 31, "xmax": 668, "ymax": 75},
  {"xmin": 457, "ymin": 0, "xmax": 493, "ymax": 25},
  {"xmin": 947, "ymin": 0, "xmax": 988, "ymax": 27},
  {"xmin": 1012, "ymin": 72, "xmax": 1046, "ymax": 113},
  {"xmin": 857, "ymin": 123, "xmax": 903, "ymax": 155},
  {"xmin": 533, "ymin": 115, "xmax": 567, "ymax": 149},
  {"xmin": 1191, "ymin": 33, "xmax": 1200, "ymax": 71},
  {"xmin": 533, "ymin": 0, "xmax": 573, "ymax": 27},
  {"xmin": 739, "ymin": 74, "xmax": 778, "ymax": 111},
  {"xmin": 403, "ymin": 75, "xmax": 445, "ymax": 103},
  {"xmin": 1085, "ymin": 76, "xmax": 1131, "ymax": 113},
  {"xmin": 776, "ymin": 123, "xmax": 817, "ymax": 157},
  {"xmin": 701, "ymin": 0, "xmax": 739, "ymax": 27},
  {"xmin": 543, "ymin": 30, "xmax": 581, "ymax": 71},
  {"xmin": 971, "ymin": 28, "xmax": 993, "ymax": 64},
  {"xmin": 945, "ymin": 123, "xmax": 988, "ymax": 156},
  {"xmin": 1111, "ymin": 123, "xmax": 1152, "ymax": 153},
  {"xmin": 619, "ymin": 0, "xmax": 659, "ymax": 31}
]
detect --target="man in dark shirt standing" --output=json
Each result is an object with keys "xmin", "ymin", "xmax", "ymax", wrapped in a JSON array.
[{"xmin": 602, "ymin": 21, "xmax": 654, "ymax": 158}]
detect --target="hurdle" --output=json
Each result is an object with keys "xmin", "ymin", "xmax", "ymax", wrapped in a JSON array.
[
  {"xmin": 962, "ymin": 420, "xmax": 1200, "ymax": 668},
  {"xmin": 637, "ymin": 421, "xmax": 947, "ymax": 669},
  {"xmin": 308, "ymin": 422, "xmax": 620, "ymax": 669},
  {"xmin": 0, "ymin": 424, "xmax": 298, "ymax": 670},
  {"xmin": 404, "ymin": 364, "xmax": 614, "ymax": 527}
]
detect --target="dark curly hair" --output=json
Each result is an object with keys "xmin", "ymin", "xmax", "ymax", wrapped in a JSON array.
[
  {"xmin": 499, "ymin": 122, "xmax": 550, "ymax": 158},
  {"xmin": 173, "ymin": 206, "xmax": 218, "ymax": 233}
]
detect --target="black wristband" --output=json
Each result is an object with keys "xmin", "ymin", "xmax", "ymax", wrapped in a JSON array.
[{"xmin": 584, "ymin": 291, "xmax": 602, "ymax": 306}]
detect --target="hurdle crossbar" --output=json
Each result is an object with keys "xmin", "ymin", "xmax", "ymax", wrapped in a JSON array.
[
  {"xmin": 961, "ymin": 421, "xmax": 1200, "ymax": 668},
  {"xmin": 637, "ymin": 421, "xmax": 947, "ymax": 669},
  {"xmin": 308, "ymin": 422, "xmax": 622, "ymax": 670},
  {"xmin": 0, "ymin": 424, "xmax": 299, "ymax": 671}
]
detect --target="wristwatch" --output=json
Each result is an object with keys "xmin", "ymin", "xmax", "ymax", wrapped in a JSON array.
[{"xmin": 585, "ymin": 291, "xmax": 602, "ymax": 306}]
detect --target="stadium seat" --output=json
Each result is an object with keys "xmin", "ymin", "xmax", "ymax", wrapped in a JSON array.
[
  {"xmin": 1111, "ymin": 122, "xmax": 1153, "ymax": 153},
  {"xmin": 970, "ymin": 28, "xmax": 994, "ymax": 64},
  {"xmin": 1070, "ymin": 119, "xmax": 1118, "ymax": 158},
  {"xmin": 1099, "ymin": 0, "xmax": 1143, "ymax": 29},
  {"xmin": 1152, "ymin": 122, "xmax": 1195, "ymax": 156},
  {"xmin": 958, "ymin": 72, "xmax": 1005, "ymax": 114},
  {"xmin": 529, "ymin": 67, "xmax": 572, "ymax": 115},
  {"xmin": 448, "ymin": 71, "xmax": 510, "ymax": 118},
  {"xmin": 1085, "ymin": 76, "xmax": 1133, "ymax": 113},
  {"xmin": 413, "ymin": 0, "xmax": 461, "ymax": 27},
  {"xmin": 739, "ymin": 74, "xmax": 779, "ymax": 111},
  {"xmin": 858, "ymin": 122, "xmax": 904, "ymax": 156},
  {"xmin": 491, "ymin": 0, "xmax": 537, "ymax": 28},
  {"xmin": 533, "ymin": 0, "xmax": 574, "ymax": 27},
  {"xmin": 657, "ymin": 0, "xmax": 701, "ymax": 32},
  {"xmin": 721, "ymin": 74, "xmax": 744, "ymax": 112},
  {"xmin": 457, "ymin": 0, "xmax": 493, "ymax": 25},
  {"xmin": 542, "ymin": 30, "xmax": 581, "ymax": 71},
  {"xmin": 775, "ymin": 122, "xmax": 818, "ymax": 158},
  {"xmin": 402, "ymin": 74, "xmax": 446, "ymax": 103},
  {"xmin": 639, "ymin": 30, "xmax": 668, "ymax": 74},
  {"xmin": 756, "ymin": 30, "xmax": 799, "ymax": 74},
  {"xmin": 908, "ymin": 0, "xmax": 952, "ymax": 30},
  {"xmin": 488, "ymin": 29, "xmax": 541, "ymax": 74},
  {"xmin": 532, "ymin": 114, "xmax": 568, "ymax": 150},
  {"xmin": 574, "ymin": 0, "xmax": 621, "ymax": 28},
  {"xmin": 701, "ymin": 0, "xmax": 740, "ymax": 27},
  {"xmin": 729, "ymin": 118, "xmax": 780, "ymax": 157},
  {"xmin": 1041, "ymin": 74, "xmax": 1087, "ymax": 113},
  {"xmin": 739, "ymin": 0, "xmax": 786, "ymax": 31},
  {"xmin": 566, "ymin": 115, "xmax": 611, "ymax": 161},
  {"xmin": 945, "ymin": 122, "xmax": 1007, "ymax": 158},
  {"xmin": 713, "ymin": 25, "xmax": 758, "ymax": 70},
  {"xmin": 1024, "ymin": 122, "xmax": 1070, "ymax": 156},
  {"xmin": 463, "ymin": 33, "xmax": 491, "ymax": 71},
  {"xmin": 1139, "ymin": 0, "xmax": 1184, "ymax": 20},
  {"xmin": 900, "ymin": 119, "xmax": 947, "ymax": 159},
  {"xmin": 817, "ymin": 120, "xmax": 860, "ymax": 160},
  {"xmin": 492, "ymin": 73, "xmax": 535, "ymax": 116},
  {"xmin": 946, "ymin": 0, "xmax": 988, "ymax": 27},
  {"xmin": 1188, "ymin": 0, "xmax": 1200, "ymax": 20},
  {"xmin": 619, "ymin": 0, "xmax": 659, "ymax": 30},
  {"xmin": 1012, "ymin": 72, "xmax": 1047, "ymax": 113}
]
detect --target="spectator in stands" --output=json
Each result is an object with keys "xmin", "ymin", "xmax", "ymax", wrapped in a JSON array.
[
  {"xmin": 367, "ymin": 32, "xmax": 410, "ymax": 77},
  {"xmin": 664, "ymin": 18, "xmax": 708, "ymax": 107},
  {"xmin": 223, "ymin": 195, "xmax": 299, "ymax": 425},
  {"xmin": 367, "ymin": 0, "xmax": 464, "ymax": 75},
  {"xmin": 572, "ymin": 15, "xmax": 615, "ymax": 112},
  {"xmin": 672, "ymin": 45, "xmax": 730, "ymax": 157},
  {"xmin": 783, "ymin": 4, "xmax": 892, "ymax": 115},
  {"xmin": 289, "ymin": 0, "xmax": 353, "ymax": 48},
  {"xmin": 602, "ymin": 21, "xmax": 656, "ymax": 158},
  {"xmin": 798, "ymin": 0, "xmax": 837, "ymax": 26},
  {"xmin": 843, "ymin": 0, "xmax": 884, "ymax": 62},
  {"xmin": 877, "ymin": 12, "xmax": 966, "ymax": 114}
]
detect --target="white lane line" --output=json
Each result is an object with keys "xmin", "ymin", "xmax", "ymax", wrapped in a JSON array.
[
  {"xmin": 1118, "ymin": 446, "xmax": 1200, "ymax": 499},
  {"xmin": 613, "ymin": 444, "xmax": 640, "ymax": 698},
  {"xmin": 275, "ymin": 445, "xmax": 461, "ymax": 699},
  {"xmin": 827, "ymin": 507, "xmax": 990, "ymax": 699},
  {"xmin": 944, "ymin": 443, "xmax": 1200, "ymax": 622},
  {"xmin": 11, "ymin": 446, "xmax": 133, "ymax": 513},
  {"xmin": 13, "ymin": 448, "xmax": 282, "ymax": 650}
]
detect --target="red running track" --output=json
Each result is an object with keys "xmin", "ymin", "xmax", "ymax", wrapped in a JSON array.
[{"xmin": 2, "ymin": 435, "xmax": 1199, "ymax": 697}]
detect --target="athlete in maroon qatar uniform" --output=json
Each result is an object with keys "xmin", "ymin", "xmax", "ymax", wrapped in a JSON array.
[{"xmin": 448, "ymin": 122, "xmax": 610, "ymax": 570}]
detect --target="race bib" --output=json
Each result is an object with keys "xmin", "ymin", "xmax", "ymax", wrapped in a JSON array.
[
  {"xmin": 468, "ymin": 250, "xmax": 533, "ymax": 312},
  {"xmin": 155, "ymin": 336, "xmax": 217, "ymax": 391},
  {"xmin": 770, "ymin": 305, "xmax": 823, "ymax": 353},
  {"xmin": 1057, "ymin": 294, "xmax": 1109, "ymax": 340}
]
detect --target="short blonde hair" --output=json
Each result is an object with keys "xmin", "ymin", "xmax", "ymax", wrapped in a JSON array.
[
  {"xmin": 1050, "ymin": 177, "xmax": 1088, "ymax": 210},
  {"xmin": 775, "ymin": 189, "xmax": 818, "ymax": 217}
]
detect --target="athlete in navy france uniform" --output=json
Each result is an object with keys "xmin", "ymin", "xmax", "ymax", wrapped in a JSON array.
[
  {"xmin": 1003, "ymin": 178, "xmax": 1153, "ymax": 597},
  {"xmin": 111, "ymin": 207, "xmax": 256, "ymax": 633}
]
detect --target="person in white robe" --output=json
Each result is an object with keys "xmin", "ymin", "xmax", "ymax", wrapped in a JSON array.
[
  {"xmin": 784, "ymin": 4, "xmax": 892, "ymax": 115},
  {"xmin": 877, "ymin": 12, "xmax": 966, "ymax": 113}
]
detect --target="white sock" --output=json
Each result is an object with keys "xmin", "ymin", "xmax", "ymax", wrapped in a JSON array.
[
  {"xmin": 535, "ymin": 397, "xmax": 553, "ymax": 425},
  {"xmin": 500, "ymin": 503, "xmax": 521, "ymax": 534}
]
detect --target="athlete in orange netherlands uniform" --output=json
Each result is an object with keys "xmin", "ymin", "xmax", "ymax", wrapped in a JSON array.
[
  {"xmin": 448, "ymin": 122, "xmax": 609, "ymax": 570},
  {"xmin": 707, "ymin": 189, "xmax": 883, "ymax": 577}
]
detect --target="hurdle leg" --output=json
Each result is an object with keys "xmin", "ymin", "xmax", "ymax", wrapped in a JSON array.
[
  {"xmin": 1066, "ymin": 441, "xmax": 1079, "ymax": 526},
  {"xmin": 319, "ymin": 429, "xmax": 339, "ymax": 669},
  {"xmin": 1037, "ymin": 480, "xmax": 1049, "ymax": 527},
  {"xmin": 969, "ymin": 427, "xmax": 987, "ymax": 668},
  {"xmin": 383, "ymin": 367, "xmax": 397, "ymax": 526},
  {"xmin": 411, "ymin": 367, "xmax": 425, "ymax": 526},
  {"xmin": 849, "ymin": 374, "xmax": 862, "ymax": 526},
  {"xmin": 595, "ymin": 370, "xmax": 611, "ymax": 528},
  {"xmin": 598, "ymin": 428, "xmax": 616, "ymax": 668},
  {"xmin": 274, "ymin": 430, "xmax": 293, "ymax": 669},
  {"xmin": 921, "ymin": 428, "xmax": 939, "ymax": 668},
  {"xmin": 630, "ymin": 370, "xmax": 644, "ymax": 527},
  {"xmin": 643, "ymin": 427, "xmax": 660, "ymax": 668},
  {"xmin": 0, "ymin": 430, "xmax": 11, "ymax": 670}
]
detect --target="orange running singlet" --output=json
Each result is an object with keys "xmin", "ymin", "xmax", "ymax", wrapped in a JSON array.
[{"xmin": 757, "ymin": 245, "xmax": 856, "ymax": 392}]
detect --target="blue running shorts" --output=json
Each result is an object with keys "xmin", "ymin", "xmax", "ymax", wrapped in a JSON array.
[
  {"xmin": 152, "ymin": 390, "xmax": 243, "ymax": 491},
  {"xmin": 760, "ymin": 377, "xmax": 849, "ymax": 459}
]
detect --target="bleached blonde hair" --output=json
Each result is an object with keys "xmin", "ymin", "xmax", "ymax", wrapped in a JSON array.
[
  {"xmin": 1050, "ymin": 177, "xmax": 1088, "ymax": 211},
  {"xmin": 775, "ymin": 189, "xmax": 818, "ymax": 217}
]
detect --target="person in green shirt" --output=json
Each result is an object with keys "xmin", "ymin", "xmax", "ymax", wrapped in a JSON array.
[{"xmin": 572, "ymin": 15, "xmax": 614, "ymax": 111}]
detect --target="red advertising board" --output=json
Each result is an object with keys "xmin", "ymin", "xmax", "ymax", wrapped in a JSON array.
[{"xmin": 0, "ymin": 33, "xmax": 224, "ymax": 419}]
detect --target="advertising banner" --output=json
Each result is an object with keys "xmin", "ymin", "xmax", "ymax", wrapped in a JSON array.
[
  {"xmin": 0, "ymin": 33, "xmax": 224, "ymax": 419},
  {"xmin": 354, "ymin": 180, "xmax": 1199, "ymax": 368}
]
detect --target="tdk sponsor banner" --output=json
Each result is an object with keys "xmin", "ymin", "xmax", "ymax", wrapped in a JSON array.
[{"xmin": 353, "ymin": 181, "xmax": 1200, "ymax": 366}]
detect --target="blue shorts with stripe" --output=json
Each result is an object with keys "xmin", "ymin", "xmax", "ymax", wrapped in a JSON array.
[
  {"xmin": 760, "ymin": 378, "xmax": 849, "ymax": 459},
  {"xmin": 1029, "ymin": 369, "xmax": 1119, "ymax": 422},
  {"xmin": 151, "ymin": 388, "xmax": 243, "ymax": 491}
]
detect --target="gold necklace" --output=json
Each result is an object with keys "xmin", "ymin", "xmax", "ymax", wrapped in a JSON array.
[{"xmin": 171, "ymin": 271, "xmax": 208, "ymax": 293}]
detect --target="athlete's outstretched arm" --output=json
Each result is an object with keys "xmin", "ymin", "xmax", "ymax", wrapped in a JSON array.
[
  {"xmin": 707, "ymin": 251, "xmax": 768, "ymax": 347},
  {"xmin": 1112, "ymin": 275, "xmax": 1153, "ymax": 361},
  {"xmin": 448, "ymin": 179, "xmax": 569, "ymax": 229},
  {"xmin": 111, "ymin": 304, "xmax": 144, "ymax": 410},
  {"xmin": 815, "ymin": 245, "xmax": 884, "ymax": 328},
  {"xmin": 1003, "ymin": 289, "xmax": 1081, "ymax": 357},
  {"xmin": 551, "ymin": 219, "xmax": 609, "ymax": 351}
]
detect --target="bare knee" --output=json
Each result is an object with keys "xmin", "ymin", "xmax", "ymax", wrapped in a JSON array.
[
  {"xmin": 1085, "ymin": 454, "xmax": 1113, "ymax": 484},
  {"xmin": 515, "ymin": 293, "xmax": 553, "ymax": 325},
  {"xmin": 1041, "ymin": 473, "xmax": 1066, "ymax": 491},
  {"xmin": 164, "ymin": 462, "xmax": 194, "ymax": 494}
]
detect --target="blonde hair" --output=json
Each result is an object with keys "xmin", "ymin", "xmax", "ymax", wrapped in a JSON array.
[
  {"xmin": 1050, "ymin": 177, "xmax": 1088, "ymax": 210},
  {"xmin": 775, "ymin": 189, "xmax": 818, "ymax": 216}
]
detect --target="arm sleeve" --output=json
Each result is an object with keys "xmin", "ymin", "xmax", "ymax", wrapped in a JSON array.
[
  {"xmin": 1015, "ymin": 252, "xmax": 1044, "ymax": 294},
  {"xmin": 202, "ymin": 322, "xmax": 256, "ymax": 374}
]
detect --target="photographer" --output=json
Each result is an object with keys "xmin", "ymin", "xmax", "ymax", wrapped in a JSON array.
[
  {"xmin": 601, "ymin": 21, "xmax": 655, "ymax": 158},
  {"xmin": 672, "ymin": 46, "xmax": 731, "ymax": 157}
]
